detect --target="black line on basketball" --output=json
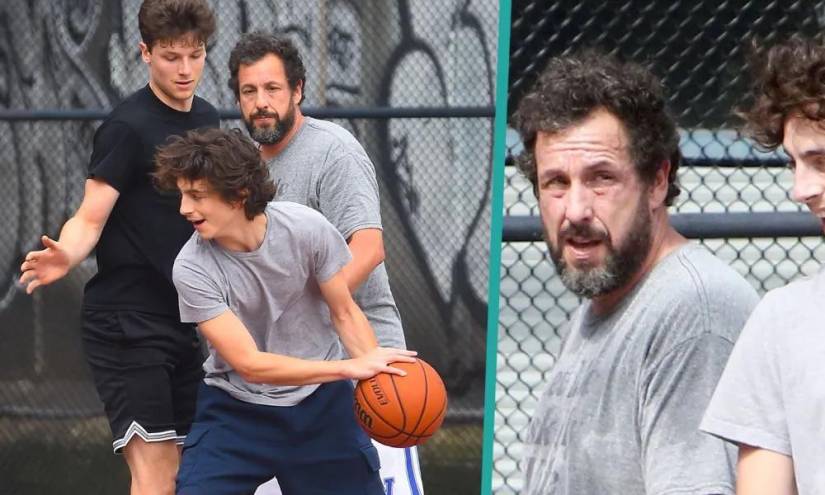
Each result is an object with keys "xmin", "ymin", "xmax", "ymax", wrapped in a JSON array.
[
  {"xmin": 357, "ymin": 380, "xmax": 404, "ymax": 435},
  {"xmin": 393, "ymin": 359, "xmax": 428, "ymax": 446},
  {"xmin": 406, "ymin": 359, "xmax": 429, "ymax": 435},
  {"xmin": 417, "ymin": 393, "xmax": 448, "ymax": 436},
  {"xmin": 388, "ymin": 369, "xmax": 409, "ymax": 432}
]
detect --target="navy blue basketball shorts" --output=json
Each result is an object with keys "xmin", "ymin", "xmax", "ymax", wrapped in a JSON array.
[
  {"xmin": 176, "ymin": 380, "xmax": 384, "ymax": 495},
  {"xmin": 81, "ymin": 309, "xmax": 204, "ymax": 454}
]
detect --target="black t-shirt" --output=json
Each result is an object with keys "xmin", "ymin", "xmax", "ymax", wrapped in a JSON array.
[{"xmin": 83, "ymin": 85, "xmax": 219, "ymax": 316}]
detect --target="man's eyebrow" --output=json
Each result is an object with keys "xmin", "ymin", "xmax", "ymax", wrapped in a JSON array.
[
  {"xmin": 539, "ymin": 159, "xmax": 617, "ymax": 173},
  {"xmin": 242, "ymin": 80, "xmax": 281, "ymax": 88},
  {"xmin": 800, "ymin": 147, "xmax": 825, "ymax": 159}
]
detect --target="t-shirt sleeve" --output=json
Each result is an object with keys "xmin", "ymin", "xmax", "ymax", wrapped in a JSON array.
[
  {"xmin": 172, "ymin": 256, "xmax": 228, "ymax": 324},
  {"xmin": 639, "ymin": 334, "xmax": 738, "ymax": 495},
  {"xmin": 88, "ymin": 120, "xmax": 141, "ymax": 192},
  {"xmin": 317, "ymin": 151, "xmax": 383, "ymax": 239},
  {"xmin": 307, "ymin": 211, "xmax": 353, "ymax": 283},
  {"xmin": 700, "ymin": 297, "xmax": 789, "ymax": 455}
]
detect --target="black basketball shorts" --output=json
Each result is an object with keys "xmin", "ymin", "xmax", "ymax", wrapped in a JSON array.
[{"xmin": 81, "ymin": 309, "xmax": 204, "ymax": 454}]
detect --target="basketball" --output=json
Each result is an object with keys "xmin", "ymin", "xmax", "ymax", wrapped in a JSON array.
[{"xmin": 353, "ymin": 358, "xmax": 448, "ymax": 448}]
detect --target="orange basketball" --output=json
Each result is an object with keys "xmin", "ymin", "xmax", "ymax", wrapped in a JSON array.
[{"xmin": 353, "ymin": 358, "xmax": 448, "ymax": 448}]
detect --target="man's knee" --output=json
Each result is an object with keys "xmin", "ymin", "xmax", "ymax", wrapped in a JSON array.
[{"xmin": 124, "ymin": 438, "xmax": 179, "ymax": 495}]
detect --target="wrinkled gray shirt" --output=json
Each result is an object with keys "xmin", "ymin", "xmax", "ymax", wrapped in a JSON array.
[
  {"xmin": 173, "ymin": 202, "xmax": 351, "ymax": 406},
  {"xmin": 266, "ymin": 117, "xmax": 406, "ymax": 349},
  {"xmin": 523, "ymin": 244, "xmax": 759, "ymax": 495}
]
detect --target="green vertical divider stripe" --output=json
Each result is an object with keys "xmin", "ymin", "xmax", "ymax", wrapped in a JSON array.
[{"xmin": 481, "ymin": 1, "xmax": 511, "ymax": 493}]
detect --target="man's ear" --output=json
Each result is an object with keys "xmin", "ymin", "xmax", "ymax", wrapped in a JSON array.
[
  {"xmin": 293, "ymin": 80, "xmax": 303, "ymax": 103},
  {"xmin": 237, "ymin": 189, "xmax": 250, "ymax": 209},
  {"xmin": 139, "ymin": 42, "xmax": 151, "ymax": 64},
  {"xmin": 649, "ymin": 160, "xmax": 671, "ymax": 209}
]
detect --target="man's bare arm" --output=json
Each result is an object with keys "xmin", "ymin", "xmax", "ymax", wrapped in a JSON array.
[
  {"xmin": 339, "ymin": 228, "xmax": 384, "ymax": 293},
  {"xmin": 19, "ymin": 178, "xmax": 119, "ymax": 293},
  {"xmin": 318, "ymin": 270, "xmax": 415, "ymax": 363},
  {"xmin": 198, "ymin": 306, "xmax": 414, "ymax": 386},
  {"xmin": 736, "ymin": 445, "xmax": 797, "ymax": 495}
]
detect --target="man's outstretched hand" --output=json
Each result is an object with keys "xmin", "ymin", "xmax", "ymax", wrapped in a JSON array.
[{"xmin": 19, "ymin": 235, "xmax": 71, "ymax": 294}]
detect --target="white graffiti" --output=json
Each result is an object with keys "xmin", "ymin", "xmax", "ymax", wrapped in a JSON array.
[{"xmin": 1, "ymin": 0, "xmax": 497, "ymax": 390}]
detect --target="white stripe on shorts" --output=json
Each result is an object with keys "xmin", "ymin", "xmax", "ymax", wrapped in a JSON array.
[{"xmin": 112, "ymin": 421, "xmax": 179, "ymax": 454}]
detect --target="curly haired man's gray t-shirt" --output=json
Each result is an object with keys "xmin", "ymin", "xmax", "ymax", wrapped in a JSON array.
[
  {"xmin": 702, "ymin": 268, "xmax": 825, "ymax": 494},
  {"xmin": 523, "ymin": 244, "xmax": 759, "ymax": 495},
  {"xmin": 172, "ymin": 202, "xmax": 352, "ymax": 407},
  {"xmin": 266, "ymin": 117, "xmax": 406, "ymax": 349}
]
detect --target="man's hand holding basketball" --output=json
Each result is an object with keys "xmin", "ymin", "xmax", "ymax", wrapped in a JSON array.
[
  {"xmin": 348, "ymin": 347, "xmax": 417, "ymax": 380},
  {"xmin": 19, "ymin": 235, "xmax": 71, "ymax": 294}
]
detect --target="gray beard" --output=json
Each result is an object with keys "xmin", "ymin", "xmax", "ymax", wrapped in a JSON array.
[
  {"xmin": 249, "ymin": 124, "xmax": 285, "ymax": 145},
  {"xmin": 245, "ymin": 107, "xmax": 294, "ymax": 146},
  {"xmin": 549, "ymin": 203, "xmax": 652, "ymax": 299}
]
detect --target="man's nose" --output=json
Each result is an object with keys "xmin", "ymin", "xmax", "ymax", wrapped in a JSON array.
[
  {"xmin": 564, "ymin": 182, "xmax": 595, "ymax": 224},
  {"xmin": 791, "ymin": 163, "xmax": 825, "ymax": 205},
  {"xmin": 180, "ymin": 195, "xmax": 193, "ymax": 216},
  {"xmin": 178, "ymin": 55, "xmax": 193, "ymax": 77}
]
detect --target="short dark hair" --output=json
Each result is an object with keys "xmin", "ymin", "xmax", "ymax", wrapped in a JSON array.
[
  {"xmin": 512, "ymin": 50, "xmax": 682, "ymax": 206},
  {"xmin": 740, "ymin": 35, "xmax": 825, "ymax": 150},
  {"xmin": 154, "ymin": 128, "xmax": 276, "ymax": 220},
  {"xmin": 228, "ymin": 32, "xmax": 307, "ymax": 104},
  {"xmin": 138, "ymin": 0, "xmax": 216, "ymax": 50}
]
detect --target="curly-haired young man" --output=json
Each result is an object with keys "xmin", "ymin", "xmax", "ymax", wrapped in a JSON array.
[
  {"xmin": 154, "ymin": 128, "xmax": 415, "ymax": 495},
  {"xmin": 18, "ymin": 1, "xmax": 218, "ymax": 493},
  {"xmin": 701, "ymin": 36, "xmax": 825, "ymax": 495},
  {"xmin": 512, "ymin": 50, "xmax": 759, "ymax": 494}
]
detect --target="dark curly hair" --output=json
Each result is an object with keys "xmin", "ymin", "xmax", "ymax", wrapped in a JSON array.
[
  {"xmin": 740, "ymin": 35, "xmax": 825, "ymax": 150},
  {"xmin": 138, "ymin": 0, "xmax": 216, "ymax": 50},
  {"xmin": 512, "ymin": 50, "xmax": 681, "ymax": 206},
  {"xmin": 153, "ymin": 128, "xmax": 276, "ymax": 220},
  {"xmin": 228, "ymin": 32, "xmax": 306, "ymax": 104}
]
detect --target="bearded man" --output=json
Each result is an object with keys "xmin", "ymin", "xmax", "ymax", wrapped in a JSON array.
[{"xmin": 512, "ymin": 50, "xmax": 759, "ymax": 495}]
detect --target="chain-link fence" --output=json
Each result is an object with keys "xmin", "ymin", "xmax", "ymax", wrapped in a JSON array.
[
  {"xmin": 494, "ymin": 0, "xmax": 825, "ymax": 493},
  {"xmin": 0, "ymin": 1, "xmax": 497, "ymax": 493}
]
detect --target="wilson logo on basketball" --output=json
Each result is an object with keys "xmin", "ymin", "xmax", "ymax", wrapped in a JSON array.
[
  {"xmin": 369, "ymin": 377, "xmax": 390, "ymax": 405},
  {"xmin": 354, "ymin": 398, "xmax": 373, "ymax": 428}
]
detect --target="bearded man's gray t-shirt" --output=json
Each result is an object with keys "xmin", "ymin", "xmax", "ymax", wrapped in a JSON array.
[
  {"xmin": 701, "ymin": 268, "xmax": 825, "ymax": 494},
  {"xmin": 172, "ymin": 202, "xmax": 351, "ymax": 406},
  {"xmin": 523, "ymin": 244, "xmax": 759, "ymax": 495},
  {"xmin": 266, "ymin": 117, "xmax": 406, "ymax": 349}
]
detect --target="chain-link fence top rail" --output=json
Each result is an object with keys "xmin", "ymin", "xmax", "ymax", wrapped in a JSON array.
[
  {"xmin": 495, "ymin": 1, "xmax": 825, "ymax": 493},
  {"xmin": 0, "ymin": 1, "xmax": 496, "ymax": 494}
]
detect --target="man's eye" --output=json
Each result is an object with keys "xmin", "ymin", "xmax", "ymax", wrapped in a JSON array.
[{"xmin": 541, "ymin": 177, "xmax": 567, "ymax": 189}]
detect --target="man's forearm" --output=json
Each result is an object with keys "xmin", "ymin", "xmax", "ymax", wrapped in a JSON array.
[
  {"xmin": 332, "ymin": 302, "xmax": 378, "ymax": 358},
  {"xmin": 58, "ymin": 215, "xmax": 106, "ymax": 269},
  {"xmin": 319, "ymin": 270, "xmax": 380, "ymax": 357},
  {"xmin": 237, "ymin": 352, "xmax": 353, "ymax": 385}
]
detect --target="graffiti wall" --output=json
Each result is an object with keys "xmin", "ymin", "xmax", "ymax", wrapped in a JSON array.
[{"xmin": 0, "ymin": 0, "xmax": 496, "ymax": 418}]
